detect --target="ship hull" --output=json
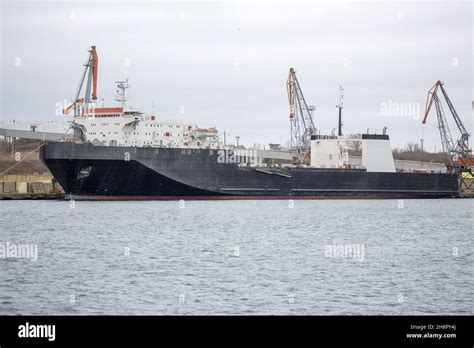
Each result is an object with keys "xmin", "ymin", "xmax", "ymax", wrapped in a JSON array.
[{"xmin": 40, "ymin": 142, "xmax": 460, "ymax": 200}]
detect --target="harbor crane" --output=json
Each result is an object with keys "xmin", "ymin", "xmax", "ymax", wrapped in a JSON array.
[
  {"xmin": 422, "ymin": 80, "xmax": 472, "ymax": 172},
  {"xmin": 62, "ymin": 46, "xmax": 99, "ymax": 115},
  {"xmin": 286, "ymin": 68, "xmax": 316, "ymax": 164}
]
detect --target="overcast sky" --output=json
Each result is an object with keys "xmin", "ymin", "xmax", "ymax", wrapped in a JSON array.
[{"xmin": 1, "ymin": 0, "xmax": 472, "ymax": 149}]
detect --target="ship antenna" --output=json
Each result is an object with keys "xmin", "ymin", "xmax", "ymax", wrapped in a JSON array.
[{"xmin": 337, "ymin": 85, "xmax": 344, "ymax": 136}]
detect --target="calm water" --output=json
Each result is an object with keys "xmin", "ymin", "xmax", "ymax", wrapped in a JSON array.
[{"xmin": 0, "ymin": 199, "xmax": 472, "ymax": 315}]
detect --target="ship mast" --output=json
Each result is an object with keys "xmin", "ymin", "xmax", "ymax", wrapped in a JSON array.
[
  {"xmin": 336, "ymin": 85, "xmax": 344, "ymax": 136},
  {"xmin": 115, "ymin": 79, "xmax": 129, "ymax": 109}
]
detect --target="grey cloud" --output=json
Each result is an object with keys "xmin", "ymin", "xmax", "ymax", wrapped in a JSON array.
[{"xmin": 1, "ymin": 0, "xmax": 471, "ymax": 149}]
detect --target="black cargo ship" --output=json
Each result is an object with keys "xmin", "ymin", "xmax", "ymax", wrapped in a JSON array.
[
  {"xmin": 40, "ymin": 142, "xmax": 460, "ymax": 200},
  {"xmin": 41, "ymin": 47, "xmax": 465, "ymax": 200}
]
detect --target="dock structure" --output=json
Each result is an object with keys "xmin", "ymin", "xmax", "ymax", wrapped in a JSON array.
[
  {"xmin": 0, "ymin": 121, "xmax": 71, "ymax": 154},
  {"xmin": 0, "ymin": 192, "xmax": 65, "ymax": 200},
  {"xmin": 255, "ymin": 149, "xmax": 292, "ymax": 161},
  {"xmin": 0, "ymin": 173, "xmax": 65, "ymax": 200}
]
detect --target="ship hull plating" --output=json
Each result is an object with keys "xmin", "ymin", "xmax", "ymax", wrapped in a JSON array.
[{"xmin": 40, "ymin": 142, "xmax": 460, "ymax": 200}]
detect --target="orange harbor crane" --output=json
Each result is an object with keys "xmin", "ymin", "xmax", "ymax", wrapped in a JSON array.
[
  {"xmin": 422, "ymin": 80, "xmax": 473, "ymax": 172},
  {"xmin": 62, "ymin": 46, "xmax": 99, "ymax": 116}
]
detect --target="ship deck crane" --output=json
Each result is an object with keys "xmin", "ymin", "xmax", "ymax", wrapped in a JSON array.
[
  {"xmin": 286, "ymin": 68, "xmax": 316, "ymax": 164},
  {"xmin": 62, "ymin": 46, "xmax": 99, "ymax": 116},
  {"xmin": 422, "ymin": 80, "xmax": 472, "ymax": 172}
]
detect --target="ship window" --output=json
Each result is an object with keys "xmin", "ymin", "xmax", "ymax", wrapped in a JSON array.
[{"xmin": 329, "ymin": 154, "xmax": 333, "ymax": 160}]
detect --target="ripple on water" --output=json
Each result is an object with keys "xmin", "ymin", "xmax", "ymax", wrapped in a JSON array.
[{"xmin": 0, "ymin": 199, "xmax": 472, "ymax": 315}]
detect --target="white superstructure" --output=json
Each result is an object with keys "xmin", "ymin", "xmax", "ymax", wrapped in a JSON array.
[
  {"xmin": 310, "ymin": 133, "xmax": 396, "ymax": 172},
  {"xmin": 72, "ymin": 81, "xmax": 220, "ymax": 149},
  {"xmin": 73, "ymin": 108, "xmax": 219, "ymax": 149}
]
